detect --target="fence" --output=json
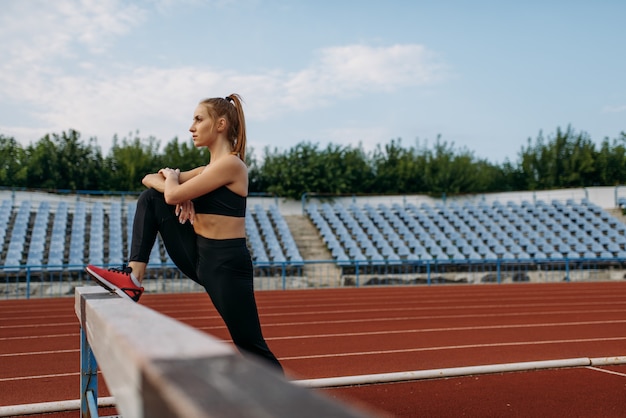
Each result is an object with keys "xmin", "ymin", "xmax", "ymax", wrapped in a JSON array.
[{"xmin": 2, "ymin": 256, "xmax": 626, "ymax": 299}]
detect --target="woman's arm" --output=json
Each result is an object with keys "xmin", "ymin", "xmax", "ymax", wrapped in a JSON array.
[
  {"xmin": 179, "ymin": 166, "xmax": 205, "ymax": 183},
  {"xmin": 142, "ymin": 166, "xmax": 205, "ymax": 192},
  {"xmin": 142, "ymin": 166, "xmax": 205, "ymax": 224},
  {"xmin": 162, "ymin": 155, "xmax": 247, "ymax": 205}
]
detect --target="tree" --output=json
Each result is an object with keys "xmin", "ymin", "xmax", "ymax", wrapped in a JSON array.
[
  {"xmin": 25, "ymin": 135, "xmax": 62, "ymax": 189},
  {"xmin": 106, "ymin": 133, "xmax": 162, "ymax": 191},
  {"xmin": 0, "ymin": 135, "xmax": 27, "ymax": 187},
  {"xmin": 596, "ymin": 133, "xmax": 626, "ymax": 186},
  {"xmin": 519, "ymin": 126, "xmax": 598, "ymax": 190},
  {"xmin": 23, "ymin": 130, "xmax": 105, "ymax": 190},
  {"xmin": 422, "ymin": 139, "xmax": 487, "ymax": 195},
  {"xmin": 371, "ymin": 138, "xmax": 425, "ymax": 194},
  {"xmin": 2, "ymin": 125, "xmax": 626, "ymax": 197},
  {"xmin": 161, "ymin": 137, "xmax": 210, "ymax": 171}
]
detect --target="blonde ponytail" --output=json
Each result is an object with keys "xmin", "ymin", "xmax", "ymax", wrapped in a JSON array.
[{"xmin": 199, "ymin": 94, "xmax": 247, "ymax": 162}]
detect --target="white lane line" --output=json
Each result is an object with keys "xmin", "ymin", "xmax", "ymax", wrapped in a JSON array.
[
  {"xmin": 149, "ymin": 300, "xmax": 626, "ymax": 319},
  {"xmin": 259, "ymin": 308, "xmax": 626, "ymax": 328},
  {"xmin": 0, "ymin": 322, "xmax": 76, "ymax": 330},
  {"xmin": 0, "ymin": 349, "xmax": 78, "ymax": 358},
  {"xmin": 258, "ymin": 301, "xmax": 626, "ymax": 317},
  {"xmin": 0, "ymin": 372, "xmax": 79, "ymax": 382},
  {"xmin": 586, "ymin": 366, "xmax": 626, "ymax": 378},
  {"xmin": 4, "ymin": 306, "xmax": 624, "ymax": 329},
  {"xmin": 0, "ymin": 333, "xmax": 78, "ymax": 342},
  {"xmin": 0, "ymin": 314, "xmax": 74, "ymax": 322},
  {"xmin": 6, "ymin": 304, "xmax": 623, "ymax": 327},
  {"xmin": 3, "ymin": 306, "xmax": 623, "ymax": 330},
  {"xmin": 265, "ymin": 319, "xmax": 626, "ymax": 341},
  {"xmin": 156, "ymin": 296, "xmax": 626, "ymax": 313},
  {"xmin": 278, "ymin": 336, "xmax": 626, "ymax": 361}
]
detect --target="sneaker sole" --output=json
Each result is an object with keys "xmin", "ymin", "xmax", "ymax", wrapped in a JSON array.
[{"xmin": 85, "ymin": 266, "xmax": 137, "ymax": 302}]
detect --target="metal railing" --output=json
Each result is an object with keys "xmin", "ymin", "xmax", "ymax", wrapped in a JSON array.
[{"xmin": 2, "ymin": 256, "xmax": 625, "ymax": 299}]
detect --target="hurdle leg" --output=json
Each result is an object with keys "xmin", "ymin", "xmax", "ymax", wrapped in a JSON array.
[{"xmin": 80, "ymin": 327, "xmax": 100, "ymax": 418}]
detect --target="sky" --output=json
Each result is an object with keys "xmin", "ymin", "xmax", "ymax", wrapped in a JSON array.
[{"xmin": 0, "ymin": 0, "xmax": 624, "ymax": 164}]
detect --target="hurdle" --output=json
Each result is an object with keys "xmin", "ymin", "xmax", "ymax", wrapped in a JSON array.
[{"xmin": 75, "ymin": 286, "xmax": 369, "ymax": 418}]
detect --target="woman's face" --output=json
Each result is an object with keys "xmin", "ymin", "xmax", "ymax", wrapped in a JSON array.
[{"xmin": 189, "ymin": 104, "xmax": 215, "ymax": 147}]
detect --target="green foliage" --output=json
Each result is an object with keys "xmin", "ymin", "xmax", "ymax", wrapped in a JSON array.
[
  {"xmin": 371, "ymin": 138, "xmax": 423, "ymax": 194},
  {"xmin": 259, "ymin": 142, "xmax": 374, "ymax": 199},
  {"xmin": 23, "ymin": 130, "xmax": 104, "ymax": 191},
  {"xmin": 106, "ymin": 133, "xmax": 162, "ymax": 192},
  {"xmin": 161, "ymin": 137, "xmax": 211, "ymax": 171},
  {"xmin": 595, "ymin": 132, "xmax": 626, "ymax": 186},
  {"xmin": 519, "ymin": 126, "xmax": 597, "ymax": 189},
  {"xmin": 1, "ymin": 126, "xmax": 626, "ymax": 198},
  {"xmin": 0, "ymin": 135, "xmax": 27, "ymax": 187}
]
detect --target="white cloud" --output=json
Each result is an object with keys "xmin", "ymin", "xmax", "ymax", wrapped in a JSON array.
[
  {"xmin": 0, "ymin": 0, "xmax": 145, "ymax": 66},
  {"xmin": 281, "ymin": 44, "xmax": 445, "ymax": 109},
  {"xmin": 0, "ymin": 1, "xmax": 447, "ymax": 152},
  {"xmin": 147, "ymin": 0, "xmax": 235, "ymax": 14},
  {"xmin": 2, "ymin": 43, "xmax": 446, "ymax": 149}
]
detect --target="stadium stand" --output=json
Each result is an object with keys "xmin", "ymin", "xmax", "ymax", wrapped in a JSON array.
[
  {"xmin": 124, "ymin": 201, "xmax": 166, "ymax": 267},
  {"xmin": 268, "ymin": 205, "xmax": 304, "ymax": 265},
  {"xmin": 247, "ymin": 204, "xmax": 304, "ymax": 266},
  {"xmin": 253, "ymin": 204, "xmax": 287, "ymax": 264},
  {"xmin": 47, "ymin": 202, "xmax": 68, "ymax": 270},
  {"xmin": 4, "ymin": 201, "xmax": 31, "ymax": 271},
  {"xmin": 2, "ymin": 191, "xmax": 626, "ymax": 290},
  {"xmin": 68, "ymin": 201, "xmax": 87, "ymax": 268},
  {"xmin": 25, "ymin": 201, "xmax": 50, "ymax": 269},
  {"xmin": 88, "ymin": 202, "xmax": 104, "ymax": 266},
  {"xmin": 0, "ymin": 200, "xmax": 11, "ymax": 246},
  {"xmin": 304, "ymin": 198, "xmax": 626, "ymax": 266},
  {"xmin": 108, "ymin": 202, "xmax": 124, "ymax": 265},
  {"xmin": 246, "ymin": 210, "xmax": 269, "ymax": 263}
]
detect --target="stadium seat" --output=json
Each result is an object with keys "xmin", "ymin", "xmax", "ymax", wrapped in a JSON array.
[
  {"xmin": 26, "ymin": 201, "xmax": 50, "ymax": 269},
  {"xmin": 4, "ymin": 201, "xmax": 31, "ymax": 270},
  {"xmin": 68, "ymin": 202, "xmax": 87, "ymax": 268}
]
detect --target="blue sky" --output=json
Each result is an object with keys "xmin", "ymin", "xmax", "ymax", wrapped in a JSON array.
[{"xmin": 0, "ymin": 0, "xmax": 624, "ymax": 164}]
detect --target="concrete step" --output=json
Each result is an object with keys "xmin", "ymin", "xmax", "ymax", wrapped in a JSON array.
[{"xmin": 283, "ymin": 214, "xmax": 342, "ymax": 285}]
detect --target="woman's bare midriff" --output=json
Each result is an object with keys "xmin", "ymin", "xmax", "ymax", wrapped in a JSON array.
[{"xmin": 192, "ymin": 213, "xmax": 246, "ymax": 239}]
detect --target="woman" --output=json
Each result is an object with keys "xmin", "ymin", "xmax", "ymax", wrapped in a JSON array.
[{"xmin": 86, "ymin": 94, "xmax": 282, "ymax": 371}]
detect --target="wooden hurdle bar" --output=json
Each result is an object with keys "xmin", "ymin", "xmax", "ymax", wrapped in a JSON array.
[{"xmin": 75, "ymin": 286, "xmax": 370, "ymax": 418}]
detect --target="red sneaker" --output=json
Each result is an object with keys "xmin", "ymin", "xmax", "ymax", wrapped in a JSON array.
[{"xmin": 85, "ymin": 264, "xmax": 144, "ymax": 302}]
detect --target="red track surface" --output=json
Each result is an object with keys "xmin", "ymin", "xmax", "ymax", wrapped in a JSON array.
[{"xmin": 2, "ymin": 281, "xmax": 626, "ymax": 417}]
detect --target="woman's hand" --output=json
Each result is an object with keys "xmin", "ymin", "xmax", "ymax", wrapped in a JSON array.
[
  {"xmin": 142, "ymin": 172, "xmax": 166, "ymax": 191},
  {"xmin": 159, "ymin": 167, "xmax": 180, "ymax": 180},
  {"xmin": 175, "ymin": 200, "xmax": 195, "ymax": 225}
]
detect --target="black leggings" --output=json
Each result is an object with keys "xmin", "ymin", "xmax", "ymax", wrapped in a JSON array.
[{"xmin": 129, "ymin": 188, "xmax": 282, "ymax": 371}]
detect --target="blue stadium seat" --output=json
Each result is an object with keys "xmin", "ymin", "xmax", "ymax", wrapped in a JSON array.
[
  {"xmin": 88, "ymin": 202, "xmax": 105, "ymax": 266},
  {"xmin": 4, "ymin": 201, "xmax": 31, "ymax": 270},
  {"xmin": 564, "ymin": 251, "xmax": 580, "ymax": 259},
  {"xmin": 147, "ymin": 239, "xmax": 162, "ymax": 266},
  {"xmin": 599, "ymin": 251, "xmax": 613, "ymax": 259},
  {"xmin": 267, "ymin": 205, "xmax": 303, "ymax": 265},
  {"xmin": 46, "ymin": 202, "xmax": 68, "ymax": 270},
  {"xmin": 27, "ymin": 201, "xmax": 50, "ymax": 269},
  {"xmin": 68, "ymin": 202, "xmax": 87, "ymax": 268}
]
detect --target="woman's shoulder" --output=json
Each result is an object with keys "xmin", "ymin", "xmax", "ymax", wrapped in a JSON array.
[
  {"xmin": 222, "ymin": 153, "xmax": 248, "ymax": 170},
  {"xmin": 204, "ymin": 154, "xmax": 247, "ymax": 184}
]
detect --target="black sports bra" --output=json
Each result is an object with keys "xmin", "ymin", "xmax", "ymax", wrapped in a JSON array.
[{"xmin": 192, "ymin": 186, "xmax": 246, "ymax": 217}]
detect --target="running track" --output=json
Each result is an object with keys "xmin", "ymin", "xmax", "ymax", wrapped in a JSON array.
[{"xmin": 1, "ymin": 281, "xmax": 626, "ymax": 417}]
